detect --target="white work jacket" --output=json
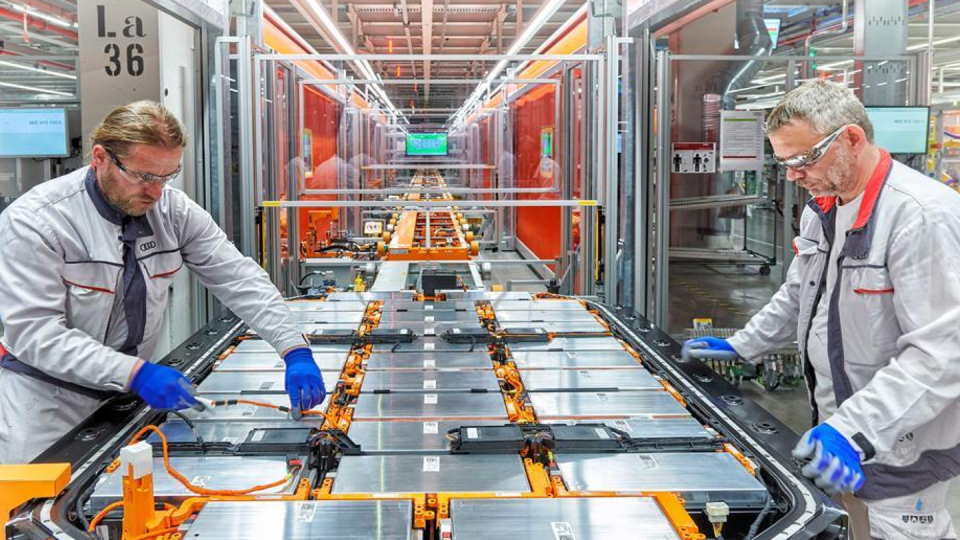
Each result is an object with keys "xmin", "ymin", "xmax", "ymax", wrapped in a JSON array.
[{"xmin": 729, "ymin": 150, "xmax": 960, "ymax": 500}]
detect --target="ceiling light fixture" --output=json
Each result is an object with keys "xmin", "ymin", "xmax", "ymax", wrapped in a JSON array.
[
  {"xmin": 0, "ymin": 60, "xmax": 76, "ymax": 80},
  {"xmin": 11, "ymin": 4, "xmax": 77, "ymax": 29},
  {"xmin": 0, "ymin": 80, "xmax": 73, "ymax": 96}
]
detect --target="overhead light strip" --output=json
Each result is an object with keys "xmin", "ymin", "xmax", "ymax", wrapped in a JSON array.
[
  {"xmin": 0, "ymin": 80, "xmax": 73, "ymax": 96},
  {"xmin": 0, "ymin": 60, "xmax": 76, "ymax": 80}
]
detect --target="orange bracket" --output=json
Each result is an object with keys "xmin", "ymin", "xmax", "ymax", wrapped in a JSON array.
[{"xmin": 0, "ymin": 463, "xmax": 71, "ymax": 540}]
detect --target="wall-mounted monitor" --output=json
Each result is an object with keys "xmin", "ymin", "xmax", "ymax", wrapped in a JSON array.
[
  {"xmin": 406, "ymin": 133, "xmax": 449, "ymax": 156},
  {"xmin": 865, "ymin": 106, "xmax": 930, "ymax": 155},
  {"xmin": 0, "ymin": 108, "xmax": 69, "ymax": 157}
]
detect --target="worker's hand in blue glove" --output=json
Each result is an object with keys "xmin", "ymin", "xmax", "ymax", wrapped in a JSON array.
[
  {"xmin": 283, "ymin": 347, "xmax": 325, "ymax": 412},
  {"xmin": 792, "ymin": 423, "xmax": 865, "ymax": 494},
  {"xmin": 130, "ymin": 361, "xmax": 199, "ymax": 410},
  {"xmin": 681, "ymin": 336, "xmax": 740, "ymax": 362}
]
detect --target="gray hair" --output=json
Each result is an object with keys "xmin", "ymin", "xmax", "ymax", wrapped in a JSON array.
[{"xmin": 765, "ymin": 80, "xmax": 874, "ymax": 142}]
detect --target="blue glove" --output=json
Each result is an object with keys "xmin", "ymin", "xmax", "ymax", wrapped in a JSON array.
[
  {"xmin": 130, "ymin": 361, "xmax": 199, "ymax": 410},
  {"xmin": 792, "ymin": 423, "xmax": 865, "ymax": 494},
  {"xmin": 284, "ymin": 347, "xmax": 325, "ymax": 413},
  {"xmin": 681, "ymin": 337, "xmax": 740, "ymax": 362}
]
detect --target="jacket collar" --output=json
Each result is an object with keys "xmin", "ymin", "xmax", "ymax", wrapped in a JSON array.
[
  {"xmin": 807, "ymin": 149, "xmax": 893, "ymax": 259},
  {"xmin": 84, "ymin": 167, "xmax": 154, "ymax": 239}
]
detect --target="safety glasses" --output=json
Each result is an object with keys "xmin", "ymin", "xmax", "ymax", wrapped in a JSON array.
[
  {"xmin": 773, "ymin": 124, "xmax": 849, "ymax": 170},
  {"xmin": 106, "ymin": 148, "xmax": 182, "ymax": 186}
]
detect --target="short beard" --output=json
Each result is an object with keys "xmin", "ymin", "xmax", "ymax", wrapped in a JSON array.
[
  {"xmin": 824, "ymin": 144, "xmax": 856, "ymax": 199},
  {"xmin": 98, "ymin": 169, "xmax": 153, "ymax": 217}
]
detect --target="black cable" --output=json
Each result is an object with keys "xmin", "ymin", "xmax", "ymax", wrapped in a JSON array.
[
  {"xmin": 745, "ymin": 494, "xmax": 774, "ymax": 540},
  {"xmin": 157, "ymin": 409, "xmax": 206, "ymax": 450}
]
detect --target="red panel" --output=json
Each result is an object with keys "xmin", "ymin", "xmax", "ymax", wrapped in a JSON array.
[{"xmin": 298, "ymin": 87, "xmax": 341, "ymax": 253}]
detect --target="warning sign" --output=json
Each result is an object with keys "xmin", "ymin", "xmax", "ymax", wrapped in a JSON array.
[{"xmin": 671, "ymin": 142, "xmax": 716, "ymax": 174}]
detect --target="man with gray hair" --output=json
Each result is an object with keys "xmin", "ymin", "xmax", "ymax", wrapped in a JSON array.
[
  {"xmin": 683, "ymin": 80, "xmax": 960, "ymax": 539},
  {"xmin": 0, "ymin": 101, "xmax": 325, "ymax": 464}
]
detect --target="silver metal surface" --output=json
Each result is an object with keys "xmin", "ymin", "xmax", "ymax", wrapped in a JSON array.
[
  {"xmin": 197, "ymin": 371, "xmax": 340, "ymax": 395},
  {"xmin": 544, "ymin": 418, "xmax": 714, "ymax": 441},
  {"xmin": 456, "ymin": 291, "xmax": 534, "ymax": 301},
  {"xmin": 157, "ymin": 420, "xmax": 314, "ymax": 445},
  {"xmin": 381, "ymin": 300, "xmax": 478, "ymax": 311},
  {"xmin": 360, "ymin": 370, "xmax": 500, "ymax": 393},
  {"xmin": 289, "ymin": 311, "xmax": 365, "ymax": 324},
  {"xmin": 378, "ymin": 310, "xmax": 480, "ymax": 323},
  {"xmin": 184, "ymin": 500, "xmax": 413, "ymax": 540},
  {"xmin": 371, "ymin": 261, "xmax": 411, "ymax": 292},
  {"xmin": 346, "ymin": 420, "xmax": 506, "ymax": 453},
  {"xmin": 499, "ymin": 320, "xmax": 608, "ymax": 333},
  {"xmin": 216, "ymin": 352, "xmax": 348, "ymax": 372},
  {"xmin": 374, "ymin": 320, "xmax": 484, "ymax": 333},
  {"xmin": 90, "ymin": 456, "xmax": 302, "ymax": 511},
  {"xmin": 181, "ymin": 394, "xmax": 329, "ymax": 422},
  {"xmin": 520, "ymin": 369, "xmax": 661, "ymax": 391},
  {"xmin": 488, "ymin": 299, "xmax": 586, "ymax": 311},
  {"xmin": 494, "ymin": 310, "xmax": 599, "ymax": 322},
  {"xmin": 332, "ymin": 454, "xmax": 529, "ymax": 495},
  {"xmin": 510, "ymin": 350, "xmax": 643, "ymax": 369},
  {"xmin": 297, "ymin": 322, "xmax": 361, "ymax": 333},
  {"xmin": 387, "ymin": 337, "xmax": 477, "ymax": 352},
  {"xmin": 285, "ymin": 300, "xmax": 369, "ymax": 312},
  {"xmin": 232, "ymin": 340, "xmax": 353, "ymax": 354},
  {"xmin": 449, "ymin": 497, "xmax": 680, "ymax": 540},
  {"xmin": 350, "ymin": 392, "xmax": 507, "ymax": 420},
  {"xmin": 507, "ymin": 337, "xmax": 626, "ymax": 352},
  {"xmin": 364, "ymin": 351, "xmax": 493, "ymax": 371},
  {"xmin": 556, "ymin": 452, "xmax": 766, "ymax": 509},
  {"xmin": 326, "ymin": 291, "xmax": 415, "ymax": 301},
  {"xmin": 528, "ymin": 391, "xmax": 689, "ymax": 419}
]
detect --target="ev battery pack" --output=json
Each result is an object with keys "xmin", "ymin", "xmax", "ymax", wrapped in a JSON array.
[
  {"xmin": 506, "ymin": 336, "xmax": 626, "ymax": 352},
  {"xmin": 183, "ymin": 500, "xmax": 413, "ymax": 540},
  {"xmin": 556, "ymin": 452, "xmax": 767, "ymax": 509},
  {"xmin": 332, "ymin": 454, "xmax": 529, "ymax": 495},
  {"xmin": 88, "ymin": 456, "xmax": 304, "ymax": 512},
  {"xmin": 231, "ymin": 340, "xmax": 353, "ymax": 355},
  {"xmin": 519, "ymin": 369, "xmax": 661, "ymax": 392},
  {"xmin": 528, "ymin": 391, "xmax": 689, "ymax": 419},
  {"xmin": 284, "ymin": 300, "xmax": 369, "ymax": 312},
  {"xmin": 509, "ymin": 350, "xmax": 642, "ymax": 369},
  {"xmin": 157, "ymin": 420, "xmax": 315, "ymax": 445},
  {"xmin": 498, "ymin": 320, "xmax": 608, "ymax": 334},
  {"xmin": 378, "ymin": 309, "xmax": 481, "ymax": 323},
  {"xmin": 196, "ymin": 371, "xmax": 340, "ymax": 395},
  {"xmin": 544, "ymin": 418, "xmax": 714, "ymax": 441},
  {"xmin": 345, "ymin": 420, "xmax": 507, "ymax": 453},
  {"xmin": 494, "ymin": 310, "xmax": 598, "ymax": 322},
  {"xmin": 449, "ymin": 497, "xmax": 680, "ymax": 540},
  {"xmin": 363, "ymin": 350, "xmax": 493, "ymax": 370},
  {"xmin": 215, "ymin": 352, "xmax": 349, "ymax": 372},
  {"xmin": 350, "ymin": 392, "xmax": 508, "ymax": 421},
  {"xmin": 289, "ymin": 311, "xmax": 365, "ymax": 324},
  {"xmin": 359, "ymin": 370, "xmax": 500, "ymax": 393}
]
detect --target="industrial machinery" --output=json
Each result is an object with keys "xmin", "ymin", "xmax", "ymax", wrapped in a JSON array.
[{"xmin": 6, "ymin": 282, "xmax": 845, "ymax": 539}]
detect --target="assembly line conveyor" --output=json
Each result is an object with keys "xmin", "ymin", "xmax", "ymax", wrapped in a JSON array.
[{"xmin": 8, "ymin": 291, "xmax": 845, "ymax": 540}]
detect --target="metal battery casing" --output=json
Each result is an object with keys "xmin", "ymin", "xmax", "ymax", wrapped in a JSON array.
[
  {"xmin": 528, "ymin": 391, "xmax": 689, "ymax": 419},
  {"xmin": 556, "ymin": 452, "xmax": 767, "ymax": 508},
  {"xmin": 196, "ymin": 371, "xmax": 340, "ymax": 395},
  {"xmin": 359, "ymin": 370, "xmax": 500, "ymax": 393},
  {"xmin": 449, "ymin": 497, "xmax": 680, "ymax": 540},
  {"xmin": 543, "ymin": 417, "xmax": 714, "ymax": 441},
  {"xmin": 332, "ymin": 454, "xmax": 530, "ymax": 495},
  {"xmin": 506, "ymin": 337, "xmax": 626, "ymax": 352},
  {"xmin": 181, "ymin": 393, "xmax": 328, "ymax": 422},
  {"xmin": 519, "ymin": 369, "xmax": 661, "ymax": 392},
  {"xmin": 183, "ymin": 500, "xmax": 413, "ymax": 540},
  {"xmin": 509, "ymin": 350, "xmax": 642, "ymax": 369},
  {"xmin": 346, "ymin": 420, "xmax": 508, "ymax": 453},
  {"xmin": 350, "ymin": 392, "xmax": 508, "ymax": 421},
  {"xmin": 232, "ymin": 340, "xmax": 353, "ymax": 354},
  {"xmin": 364, "ymin": 351, "xmax": 493, "ymax": 371},
  {"xmin": 89, "ymin": 456, "xmax": 303, "ymax": 512},
  {"xmin": 215, "ymin": 352, "xmax": 348, "ymax": 372}
]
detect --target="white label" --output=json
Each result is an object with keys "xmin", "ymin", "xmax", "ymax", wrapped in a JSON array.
[
  {"xmin": 423, "ymin": 422, "xmax": 439, "ymax": 434},
  {"xmin": 613, "ymin": 420, "xmax": 632, "ymax": 433},
  {"xmin": 424, "ymin": 342, "xmax": 435, "ymax": 351},
  {"xmin": 636, "ymin": 454, "xmax": 659, "ymax": 470},
  {"xmin": 425, "ymin": 327, "xmax": 435, "ymax": 336},
  {"xmin": 423, "ymin": 456, "xmax": 440, "ymax": 472},
  {"xmin": 296, "ymin": 502, "xmax": 317, "ymax": 523},
  {"xmin": 190, "ymin": 475, "xmax": 211, "ymax": 487},
  {"xmin": 241, "ymin": 405, "xmax": 257, "ymax": 417},
  {"xmin": 466, "ymin": 427, "xmax": 480, "ymax": 439},
  {"xmin": 423, "ymin": 359, "xmax": 436, "ymax": 368},
  {"xmin": 452, "ymin": 328, "xmax": 461, "ymax": 334},
  {"xmin": 251, "ymin": 430, "xmax": 266, "ymax": 442},
  {"xmin": 551, "ymin": 522, "xmax": 576, "ymax": 540},
  {"xmin": 425, "ymin": 305, "xmax": 434, "ymax": 311},
  {"xmin": 259, "ymin": 381, "xmax": 274, "ymax": 390},
  {"xmin": 274, "ymin": 361, "xmax": 285, "ymax": 369},
  {"xmin": 424, "ymin": 394, "xmax": 438, "ymax": 405},
  {"xmin": 425, "ymin": 315, "xmax": 435, "ymax": 322},
  {"xmin": 594, "ymin": 428, "xmax": 610, "ymax": 439},
  {"xmin": 423, "ymin": 379, "xmax": 437, "ymax": 389},
  {"xmin": 596, "ymin": 393, "xmax": 609, "ymax": 402},
  {"xmin": 579, "ymin": 370, "xmax": 591, "ymax": 378}
]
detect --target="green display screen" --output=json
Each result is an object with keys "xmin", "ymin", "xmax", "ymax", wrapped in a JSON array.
[{"xmin": 406, "ymin": 133, "xmax": 449, "ymax": 156}]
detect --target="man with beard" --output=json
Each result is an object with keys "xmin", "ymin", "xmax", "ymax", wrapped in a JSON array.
[
  {"xmin": 683, "ymin": 80, "xmax": 960, "ymax": 540},
  {"xmin": 0, "ymin": 101, "xmax": 325, "ymax": 464}
]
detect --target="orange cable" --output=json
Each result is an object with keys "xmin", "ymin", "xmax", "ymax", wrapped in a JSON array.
[
  {"xmin": 129, "ymin": 526, "xmax": 180, "ymax": 540},
  {"xmin": 87, "ymin": 501, "xmax": 123, "ymax": 532}
]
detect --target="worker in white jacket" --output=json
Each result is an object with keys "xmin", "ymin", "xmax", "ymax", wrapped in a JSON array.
[
  {"xmin": 0, "ymin": 101, "xmax": 325, "ymax": 464},
  {"xmin": 684, "ymin": 81, "xmax": 960, "ymax": 540}
]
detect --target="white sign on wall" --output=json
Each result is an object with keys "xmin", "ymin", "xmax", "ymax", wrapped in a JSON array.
[{"xmin": 720, "ymin": 110, "xmax": 766, "ymax": 171}]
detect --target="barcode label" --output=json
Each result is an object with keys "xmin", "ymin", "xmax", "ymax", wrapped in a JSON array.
[
  {"xmin": 466, "ymin": 427, "xmax": 480, "ymax": 439},
  {"xmin": 423, "ymin": 456, "xmax": 440, "ymax": 472},
  {"xmin": 423, "ymin": 359, "xmax": 436, "ymax": 368},
  {"xmin": 551, "ymin": 522, "xmax": 576, "ymax": 540},
  {"xmin": 424, "ymin": 394, "xmax": 438, "ymax": 405},
  {"xmin": 423, "ymin": 380, "xmax": 437, "ymax": 389},
  {"xmin": 296, "ymin": 502, "xmax": 316, "ymax": 523},
  {"xmin": 423, "ymin": 422, "xmax": 439, "ymax": 434},
  {"xmin": 424, "ymin": 342, "xmax": 435, "ymax": 350}
]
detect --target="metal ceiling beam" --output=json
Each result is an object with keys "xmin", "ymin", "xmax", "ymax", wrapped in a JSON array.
[{"xmin": 422, "ymin": 0, "xmax": 434, "ymax": 101}]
